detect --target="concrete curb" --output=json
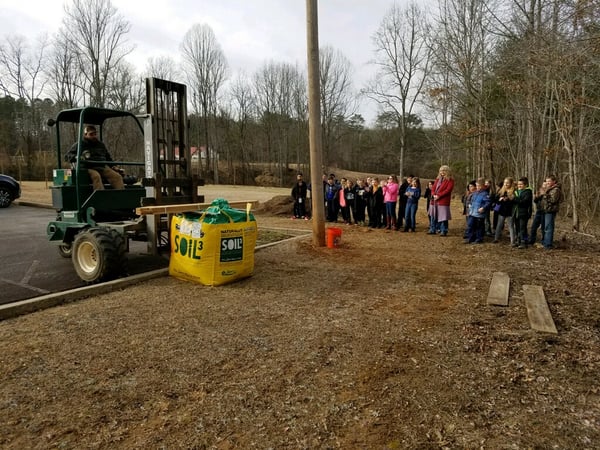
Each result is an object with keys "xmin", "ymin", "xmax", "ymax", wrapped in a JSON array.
[
  {"xmin": 0, "ymin": 268, "xmax": 168, "ymax": 321},
  {"xmin": 15, "ymin": 201, "xmax": 54, "ymax": 209}
]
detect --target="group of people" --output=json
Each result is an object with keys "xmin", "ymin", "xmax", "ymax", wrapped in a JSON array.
[
  {"xmin": 291, "ymin": 165, "xmax": 456, "ymax": 235},
  {"xmin": 291, "ymin": 165, "xmax": 562, "ymax": 250},
  {"xmin": 320, "ymin": 173, "xmax": 426, "ymax": 233},
  {"xmin": 461, "ymin": 174, "xmax": 562, "ymax": 250}
]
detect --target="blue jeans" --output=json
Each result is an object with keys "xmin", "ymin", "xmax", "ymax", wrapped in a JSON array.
[
  {"xmin": 495, "ymin": 215, "xmax": 514, "ymax": 244},
  {"xmin": 385, "ymin": 201, "xmax": 397, "ymax": 226},
  {"xmin": 465, "ymin": 216, "xmax": 485, "ymax": 242},
  {"xmin": 439, "ymin": 220, "xmax": 448, "ymax": 235},
  {"xmin": 542, "ymin": 212, "xmax": 556, "ymax": 248},
  {"xmin": 404, "ymin": 203, "xmax": 418, "ymax": 230},
  {"xmin": 529, "ymin": 211, "xmax": 545, "ymax": 244}
]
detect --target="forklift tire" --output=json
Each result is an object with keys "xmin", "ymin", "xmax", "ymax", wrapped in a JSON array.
[
  {"xmin": 58, "ymin": 243, "xmax": 73, "ymax": 258},
  {"xmin": 108, "ymin": 228, "xmax": 128, "ymax": 276},
  {"xmin": 72, "ymin": 227, "xmax": 122, "ymax": 283}
]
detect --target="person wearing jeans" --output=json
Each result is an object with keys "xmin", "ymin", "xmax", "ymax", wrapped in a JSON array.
[
  {"xmin": 528, "ymin": 181, "xmax": 546, "ymax": 246},
  {"xmin": 464, "ymin": 178, "xmax": 491, "ymax": 244},
  {"xmin": 382, "ymin": 175, "xmax": 399, "ymax": 230},
  {"xmin": 493, "ymin": 177, "xmax": 516, "ymax": 246},
  {"xmin": 541, "ymin": 175, "xmax": 561, "ymax": 249},
  {"xmin": 403, "ymin": 177, "xmax": 421, "ymax": 232}
]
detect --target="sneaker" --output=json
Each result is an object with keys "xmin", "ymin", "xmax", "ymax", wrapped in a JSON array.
[
  {"xmin": 518, "ymin": 244, "xmax": 526, "ymax": 249},
  {"xmin": 291, "ymin": 216, "xmax": 297, "ymax": 220},
  {"xmin": 533, "ymin": 243, "xmax": 544, "ymax": 249},
  {"xmin": 304, "ymin": 216, "xmax": 309, "ymax": 220}
]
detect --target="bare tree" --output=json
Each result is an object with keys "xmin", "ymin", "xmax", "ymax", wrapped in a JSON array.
[
  {"xmin": 144, "ymin": 56, "xmax": 181, "ymax": 82},
  {"xmin": 253, "ymin": 61, "xmax": 305, "ymax": 183},
  {"xmin": 427, "ymin": 0, "xmax": 496, "ymax": 180},
  {"xmin": 60, "ymin": 0, "xmax": 133, "ymax": 107},
  {"xmin": 319, "ymin": 46, "xmax": 356, "ymax": 165},
  {"xmin": 291, "ymin": 68, "xmax": 309, "ymax": 172},
  {"xmin": 180, "ymin": 23, "xmax": 228, "ymax": 181},
  {"xmin": 0, "ymin": 34, "xmax": 48, "ymax": 100},
  {"xmin": 105, "ymin": 61, "xmax": 144, "ymax": 112},
  {"xmin": 366, "ymin": 1, "xmax": 433, "ymax": 177},
  {"xmin": 0, "ymin": 34, "xmax": 49, "ymax": 177},
  {"xmin": 227, "ymin": 72, "xmax": 256, "ymax": 183},
  {"xmin": 47, "ymin": 31, "xmax": 84, "ymax": 108}
]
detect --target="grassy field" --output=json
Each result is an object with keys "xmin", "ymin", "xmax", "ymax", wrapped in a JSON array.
[{"xmin": 17, "ymin": 181, "xmax": 291, "ymax": 205}]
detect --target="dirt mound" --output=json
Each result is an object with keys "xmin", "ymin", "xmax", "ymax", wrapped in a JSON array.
[{"xmin": 255, "ymin": 194, "xmax": 294, "ymax": 216}]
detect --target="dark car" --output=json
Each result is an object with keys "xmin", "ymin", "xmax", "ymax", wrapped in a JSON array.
[{"xmin": 0, "ymin": 174, "xmax": 21, "ymax": 208}]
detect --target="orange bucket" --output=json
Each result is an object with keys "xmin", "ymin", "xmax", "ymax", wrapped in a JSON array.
[{"xmin": 326, "ymin": 227, "xmax": 342, "ymax": 248}]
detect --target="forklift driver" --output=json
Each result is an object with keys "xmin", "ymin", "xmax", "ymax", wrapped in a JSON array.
[{"xmin": 66, "ymin": 125, "xmax": 125, "ymax": 190}]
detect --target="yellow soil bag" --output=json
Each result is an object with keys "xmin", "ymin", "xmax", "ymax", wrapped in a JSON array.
[{"xmin": 169, "ymin": 199, "xmax": 257, "ymax": 286}]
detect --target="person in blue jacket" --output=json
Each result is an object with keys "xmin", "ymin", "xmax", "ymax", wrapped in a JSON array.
[
  {"xmin": 402, "ymin": 177, "xmax": 421, "ymax": 232},
  {"xmin": 324, "ymin": 175, "xmax": 341, "ymax": 222},
  {"xmin": 464, "ymin": 178, "xmax": 491, "ymax": 244}
]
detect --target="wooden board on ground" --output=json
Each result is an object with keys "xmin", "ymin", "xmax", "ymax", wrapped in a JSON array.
[
  {"xmin": 487, "ymin": 272, "xmax": 510, "ymax": 306},
  {"xmin": 523, "ymin": 285, "xmax": 558, "ymax": 334},
  {"xmin": 136, "ymin": 200, "xmax": 259, "ymax": 216}
]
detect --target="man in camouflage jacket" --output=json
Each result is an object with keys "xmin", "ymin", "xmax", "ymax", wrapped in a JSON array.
[{"xmin": 541, "ymin": 175, "xmax": 561, "ymax": 249}]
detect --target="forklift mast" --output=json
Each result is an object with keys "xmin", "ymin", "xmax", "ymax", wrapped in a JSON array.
[{"xmin": 141, "ymin": 78, "xmax": 204, "ymax": 252}]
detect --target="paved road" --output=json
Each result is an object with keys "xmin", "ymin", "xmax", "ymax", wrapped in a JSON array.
[{"xmin": 0, "ymin": 204, "xmax": 168, "ymax": 305}]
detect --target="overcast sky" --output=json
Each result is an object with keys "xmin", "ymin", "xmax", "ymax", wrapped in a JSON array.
[{"xmin": 0, "ymin": 0, "xmax": 421, "ymax": 124}]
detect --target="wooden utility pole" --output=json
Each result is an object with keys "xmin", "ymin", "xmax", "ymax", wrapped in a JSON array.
[{"xmin": 306, "ymin": 0, "xmax": 326, "ymax": 246}]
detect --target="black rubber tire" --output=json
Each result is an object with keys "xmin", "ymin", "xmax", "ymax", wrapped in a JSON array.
[
  {"xmin": 72, "ymin": 227, "xmax": 121, "ymax": 283},
  {"xmin": 108, "ymin": 228, "xmax": 128, "ymax": 277},
  {"xmin": 58, "ymin": 243, "xmax": 73, "ymax": 258},
  {"xmin": 0, "ymin": 187, "xmax": 12, "ymax": 208}
]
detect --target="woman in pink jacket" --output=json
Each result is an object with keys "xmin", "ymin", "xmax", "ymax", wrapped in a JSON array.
[
  {"xmin": 382, "ymin": 175, "xmax": 399, "ymax": 230},
  {"xmin": 428, "ymin": 165, "xmax": 455, "ymax": 236}
]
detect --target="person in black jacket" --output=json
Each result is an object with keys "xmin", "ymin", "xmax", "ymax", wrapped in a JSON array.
[
  {"xmin": 65, "ymin": 125, "xmax": 124, "ymax": 190},
  {"xmin": 368, "ymin": 177, "xmax": 385, "ymax": 228},
  {"xmin": 512, "ymin": 177, "xmax": 533, "ymax": 248},
  {"xmin": 493, "ymin": 177, "xmax": 516, "ymax": 246},
  {"xmin": 395, "ymin": 176, "xmax": 410, "ymax": 230},
  {"xmin": 291, "ymin": 173, "xmax": 309, "ymax": 219},
  {"xmin": 354, "ymin": 178, "xmax": 368, "ymax": 226}
]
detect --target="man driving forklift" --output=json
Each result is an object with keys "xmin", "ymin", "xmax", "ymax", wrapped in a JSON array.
[{"xmin": 65, "ymin": 125, "xmax": 124, "ymax": 190}]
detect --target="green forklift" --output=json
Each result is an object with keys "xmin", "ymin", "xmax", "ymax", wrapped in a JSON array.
[{"xmin": 46, "ymin": 78, "xmax": 203, "ymax": 283}]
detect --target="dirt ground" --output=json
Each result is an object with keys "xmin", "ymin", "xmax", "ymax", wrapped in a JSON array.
[{"xmin": 1, "ymin": 182, "xmax": 599, "ymax": 449}]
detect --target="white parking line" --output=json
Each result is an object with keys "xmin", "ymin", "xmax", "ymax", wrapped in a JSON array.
[
  {"xmin": 21, "ymin": 260, "xmax": 39, "ymax": 285},
  {"xmin": 0, "ymin": 277, "xmax": 50, "ymax": 295}
]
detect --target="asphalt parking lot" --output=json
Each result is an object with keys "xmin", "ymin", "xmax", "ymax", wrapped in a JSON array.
[{"xmin": 0, "ymin": 204, "xmax": 168, "ymax": 305}]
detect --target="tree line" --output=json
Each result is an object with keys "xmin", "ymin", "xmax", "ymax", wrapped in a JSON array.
[{"xmin": 1, "ymin": 0, "xmax": 599, "ymax": 231}]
